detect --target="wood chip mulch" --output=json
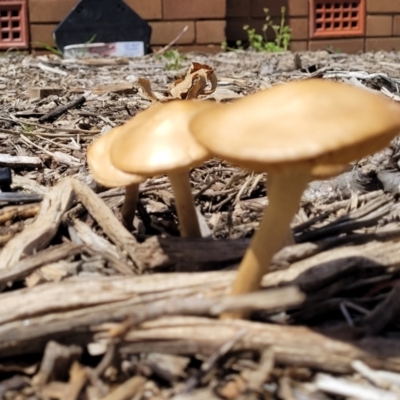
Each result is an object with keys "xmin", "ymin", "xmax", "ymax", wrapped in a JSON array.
[{"xmin": 2, "ymin": 49, "xmax": 400, "ymax": 399}]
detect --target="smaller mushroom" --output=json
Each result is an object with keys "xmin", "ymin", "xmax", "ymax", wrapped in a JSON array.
[
  {"xmin": 110, "ymin": 100, "xmax": 214, "ymax": 238},
  {"xmin": 87, "ymin": 125, "xmax": 145, "ymax": 231}
]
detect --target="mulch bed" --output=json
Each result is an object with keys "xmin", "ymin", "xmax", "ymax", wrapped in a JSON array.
[{"xmin": 2, "ymin": 49, "xmax": 400, "ymax": 399}]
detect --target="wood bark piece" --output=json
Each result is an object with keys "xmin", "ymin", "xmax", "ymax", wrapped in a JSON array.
[
  {"xmin": 304, "ymin": 166, "xmax": 382, "ymax": 204},
  {"xmin": 0, "ymin": 238, "xmax": 400, "ymax": 357},
  {"xmin": 72, "ymin": 179, "xmax": 143, "ymax": 272},
  {"xmin": 133, "ymin": 229, "xmax": 400, "ymax": 275},
  {"xmin": 315, "ymin": 373, "xmax": 398, "ymax": 400},
  {"xmin": 90, "ymin": 83, "xmax": 136, "ymax": 95},
  {"xmin": 0, "ymin": 203, "xmax": 40, "ymax": 225},
  {"xmin": 71, "ymin": 219, "xmax": 134, "ymax": 275},
  {"xmin": 37, "ymin": 63, "xmax": 68, "ymax": 77},
  {"xmin": 33, "ymin": 341, "xmax": 82, "ymax": 387},
  {"xmin": 0, "ymin": 237, "xmax": 395, "ymax": 323},
  {"xmin": 0, "ymin": 242, "xmax": 83, "ymax": 285},
  {"xmin": 60, "ymin": 362, "xmax": 87, "ymax": 400},
  {"xmin": 107, "ymin": 287, "xmax": 304, "ymax": 338},
  {"xmin": 298, "ymin": 196, "xmax": 394, "ymax": 242},
  {"xmin": 120, "ymin": 316, "xmax": 400, "ymax": 374},
  {"xmin": 0, "ymin": 237, "xmax": 397, "ymax": 325},
  {"xmin": 263, "ymin": 239, "xmax": 400, "ymax": 292},
  {"xmin": 0, "ymin": 153, "xmax": 42, "ymax": 168},
  {"xmin": 39, "ymin": 96, "xmax": 86, "ymax": 123},
  {"xmin": 11, "ymin": 175, "xmax": 47, "ymax": 195},
  {"xmin": 178, "ymin": 329, "xmax": 246, "ymax": 394},
  {"xmin": 0, "ymin": 375, "xmax": 27, "ymax": 398},
  {"xmin": 0, "ymin": 178, "xmax": 74, "ymax": 268},
  {"xmin": 0, "ymin": 276, "xmax": 302, "ymax": 357},
  {"xmin": 362, "ymin": 284, "xmax": 400, "ymax": 336},
  {"xmin": 100, "ymin": 376, "xmax": 146, "ymax": 400},
  {"xmin": 134, "ymin": 235, "xmax": 250, "ymax": 270},
  {"xmin": 28, "ymin": 86, "xmax": 63, "ymax": 100},
  {"xmin": 245, "ymin": 348, "xmax": 274, "ymax": 393},
  {"xmin": 144, "ymin": 353, "xmax": 189, "ymax": 382},
  {"xmin": 172, "ymin": 388, "xmax": 220, "ymax": 400},
  {"xmin": 41, "ymin": 382, "xmax": 69, "ymax": 399},
  {"xmin": 0, "ymin": 274, "xmax": 225, "ymax": 325},
  {"xmin": 0, "ymin": 192, "xmax": 43, "ymax": 204},
  {"xmin": 0, "ymin": 282, "xmax": 301, "ymax": 331}
]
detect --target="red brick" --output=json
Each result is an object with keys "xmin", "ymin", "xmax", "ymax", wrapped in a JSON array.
[
  {"xmin": 177, "ymin": 44, "xmax": 221, "ymax": 53},
  {"xmin": 366, "ymin": 15, "xmax": 393, "ymax": 36},
  {"xmin": 153, "ymin": 44, "xmax": 221, "ymax": 53},
  {"xmin": 227, "ymin": 15, "xmax": 296, "ymax": 43},
  {"xmin": 149, "ymin": 21, "xmax": 195, "ymax": 45},
  {"xmin": 252, "ymin": 0, "xmax": 308, "ymax": 18},
  {"xmin": 28, "ymin": 0, "xmax": 77, "ymax": 23},
  {"xmin": 393, "ymin": 15, "xmax": 400, "ymax": 36},
  {"xmin": 225, "ymin": 18, "xmax": 264, "ymax": 42},
  {"xmin": 289, "ymin": 40, "xmax": 308, "ymax": 51},
  {"xmin": 367, "ymin": 0, "xmax": 400, "ymax": 13},
  {"xmin": 163, "ymin": 0, "xmax": 225, "ymax": 20},
  {"xmin": 309, "ymin": 39, "xmax": 365, "ymax": 53},
  {"xmin": 227, "ymin": 0, "xmax": 251, "ymax": 18},
  {"xmin": 28, "ymin": 0, "xmax": 162, "ymax": 22},
  {"xmin": 196, "ymin": 20, "xmax": 226, "ymax": 44},
  {"xmin": 124, "ymin": 0, "xmax": 162, "ymax": 20},
  {"xmin": 366, "ymin": 37, "xmax": 400, "ymax": 51},
  {"xmin": 31, "ymin": 49, "xmax": 54, "ymax": 55},
  {"xmin": 30, "ymin": 24, "xmax": 57, "ymax": 47},
  {"xmin": 288, "ymin": 18, "xmax": 308, "ymax": 40},
  {"xmin": 309, "ymin": 0, "xmax": 366, "ymax": 38},
  {"xmin": 0, "ymin": 0, "xmax": 29, "ymax": 49},
  {"xmin": 288, "ymin": 0, "xmax": 308, "ymax": 17},
  {"xmin": 251, "ymin": 0, "xmax": 286, "ymax": 17}
]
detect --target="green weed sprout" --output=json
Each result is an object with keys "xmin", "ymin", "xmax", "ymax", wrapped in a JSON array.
[
  {"xmin": 244, "ymin": 7, "xmax": 291, "ymax": 52},
  {"xmin": 156, "ymin": 50, "xmax": 185, "ymax": 70}
]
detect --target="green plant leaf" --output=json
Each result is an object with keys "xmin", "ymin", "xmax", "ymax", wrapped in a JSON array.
[{"xmin": 241, "ymin": 7, "xmax": 292, "ymax": 53}]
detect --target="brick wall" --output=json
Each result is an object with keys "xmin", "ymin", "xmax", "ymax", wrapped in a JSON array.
[
  {"xmin": 19, "ymin": 0, "xmax": 400, "ymax": 53},
  {"xmin": 365, "ymin": 0, "xmax": 400, "ymax": 52},
  {"xmin": 28, "ymin": 0, "xmax": 226, "ymax": 52},
  {"xmin": 226, "ymin": 0, "xmax": 309, "ymax": 52},
  {"xmin": 309, "ymin": 0, "xmax": 400, "ymax": 53},
  {"xmin": 226, "ymin": 0, "xmax": 400, "ymax": 53}
]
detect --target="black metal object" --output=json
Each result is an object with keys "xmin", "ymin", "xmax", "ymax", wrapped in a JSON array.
[
  {"xmin": 0, "ymin": 167, "xmax": 12, "ymax": 192},
  {"xmin": 0, "ymin": 192, "xmax": 43, "ymax": 204},
  {"xmin": 54, "ymin": 0, "xmax": 152, "ymax": 54}
]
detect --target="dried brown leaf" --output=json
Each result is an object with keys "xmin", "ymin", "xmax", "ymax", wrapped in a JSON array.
[
  {"xmin": 138, "ymin": 78, "xmax": 159, "ymax": 101},
  {"xmin": 169, "ymin": 62, "xmax": 217, "ymax": 99}
]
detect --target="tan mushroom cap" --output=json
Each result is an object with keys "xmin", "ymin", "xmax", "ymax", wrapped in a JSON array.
[
  {"xmin": 110, "ymin": 100, "xmax": 213, "ymax": 176},
  {"xmin": 311, "ymin": 163, "xmax": 350, "ymax": 179},
  {"xmin": 87, "ymin": 125, "xmax": 145, "ymax": 188},
  {"xmin": 190, "ymin": 79, "xmax": 400, "ymax": 172}
]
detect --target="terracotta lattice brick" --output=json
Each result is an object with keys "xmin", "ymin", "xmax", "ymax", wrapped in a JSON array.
[
  {"xmin": 0, "ymin": 0, "xmax": 28, "ymax": 49},
  {"xmin": 310, "ymin": 0, "xmax": 365, "ymax": 38},
  {"xmin": 0, "ymin": 0, "xmax": 28, "ymax": 48}
]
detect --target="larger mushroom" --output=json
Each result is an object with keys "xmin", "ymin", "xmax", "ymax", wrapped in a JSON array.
[
  {"xmin": 190, "ymin": 79, "xmax": 400, "ymax": 317},
  {"xmin": 110, "ymin": 100, "xmax": 214, "ymax": 238}
]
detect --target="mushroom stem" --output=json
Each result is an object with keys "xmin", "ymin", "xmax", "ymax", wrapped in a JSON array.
[
  {"xmin": 265, "ymin": 180, "xmax": 296, "ymax": 248},
  {"xmin": 169, "ymin": 170, "xmax": 201, "ymax": 238},
  {"xmin": 121, "ymin": 183, "xmax": 140, "ymax": 231},
  {"xmin": 223, "ymin": 168, "xmax": 311, "ymax": 319},
  {"xmin": 282, "ymin": 232, "xmax": 295, "ymax": 247}
]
